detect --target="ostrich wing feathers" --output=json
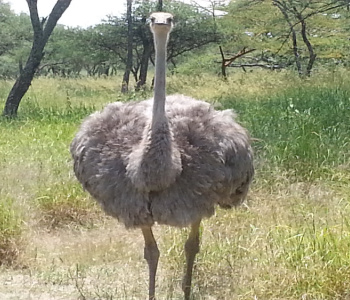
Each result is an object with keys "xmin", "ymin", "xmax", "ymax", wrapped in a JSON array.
[{"xmin": 71, "ymin": 94, "xmax": 254, "ymax": 228}]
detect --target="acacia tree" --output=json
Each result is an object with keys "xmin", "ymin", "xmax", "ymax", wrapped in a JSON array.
[
  {"xmin": 3, "ymin": 0, "xmax": 72, "ymax": 117},
  {"xmin": 234, "ymin": 0, "xmax": 348, "ymax": 75},
  {"xmin": 0, "ymin": 2, "xmax": 33, "ymax": 78},
  {"xmin": 0, "ymin": 1, "xmax": 21, "ymax": 57},
  {"xmin": 272, "ymin": 0, "xmax": 348, "ymax": 76},
  {"xmin": 95, "ymin": 0, "xmax": 220, "ymax": 90},
  {"xmin": 135, "ymin": 0, "xmax": 220, "ymax": 88}
]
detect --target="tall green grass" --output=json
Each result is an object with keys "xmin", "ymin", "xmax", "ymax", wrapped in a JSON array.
[{"xmin": 222, "ymin": 86, "xmax": 350, "ymax": 183}]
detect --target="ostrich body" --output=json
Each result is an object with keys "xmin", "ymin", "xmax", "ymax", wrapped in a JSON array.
[{"xmin": 70, "ymin": 12, "xmax": 254, "ymax": 300}]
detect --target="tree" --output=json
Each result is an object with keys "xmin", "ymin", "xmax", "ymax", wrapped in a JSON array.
[
  {"xmin": 272, "ymin": 0, "xmax": 348, "ymax": 76},
  {"xmin": 2, "ymin": 0, "xmax": 72, "ymax": 117},
  {"xmin": 38, "ymin": 26, "xmax": 86, "ymax": 77},
  {"xmin": 121, "ymin": 0, "xmax": 133, "ymax": 93},
  {"xmin": 0, "ymin": 2, "xmax": 32, "ymax": 78},
  {"xmin": 157, "ymin": 0, "xmax": 163, "ymax": 11},
  {"xmin": 0, "ymin": 1, "xmax": 19, "ymax": 57},
  {"xmin": 225, "ymin": 0, "xmax": 349, "ymax": 75},
  {"xmin": 136, "ymin": 0, "xmax": 220, "ymax": 88},
  {"xmin": 94, "ymin": 0, "xmax": 220, "ymax": 90}
]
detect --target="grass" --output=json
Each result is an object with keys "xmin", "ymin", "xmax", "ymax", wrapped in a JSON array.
[
  {"xmin": 223, "ymin": 85, "xmax": 350, "ymax": 182},
  {"xmin": 0, "ymin": 69, "xmax": 349, "ymax": 299},
  {"xmin": 0, "ymin": 197, "xmax": 23, "ymax": 265}
]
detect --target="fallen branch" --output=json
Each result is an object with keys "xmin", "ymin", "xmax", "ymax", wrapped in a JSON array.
[
  {"xmin": 219, "ymin": 46, "xmax": 256, "ymax": 78},
  {"xmin": 229, "ymin": 63, "xmax": 288, "ymax": 70},
  {"xmin": 36, "ymin": 61, "xmax": 69, "ymax": 73}
]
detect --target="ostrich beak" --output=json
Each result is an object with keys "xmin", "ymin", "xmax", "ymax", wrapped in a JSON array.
[{"xmin": 150, "ymin": 12, "xmax": 174, "ymax": 27}]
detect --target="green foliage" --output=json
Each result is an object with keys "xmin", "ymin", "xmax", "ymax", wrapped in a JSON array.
[
  {"xmin": 1, "ymin": 1, "xmax": 221, "ymax": 80},
  {"xmin": 94, "ymin": 0, "xmax": 220, "ymax": 82},
  {"xmin": 1, "ymin": 0, "xmax": 349, "ymax": 80},
  {"xmin": 41, "ymin": 26, "xmax": 93, "ymax": 77},
  {"xmin": 222, "ymin": 83, "xmax": 350, "ymax": 182},
  {"xmin": 222, "ymin": 0, "xmax": 350, "ymax": 70},
  {"xmin": 0, "ymin": 2, "xmax": 32, "ymax": 77}
]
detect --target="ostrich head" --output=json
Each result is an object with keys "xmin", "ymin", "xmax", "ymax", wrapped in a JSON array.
[{"xmin": 150, "ymin": 12, "xmax": 174, "ymax": 36}]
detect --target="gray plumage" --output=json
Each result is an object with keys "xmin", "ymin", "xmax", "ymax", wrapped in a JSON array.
[
  {"xmin": 71, "ymin": 95, "xmax": 253, "ymax": 227},
  {"xmin": 70, "ymin": 12, "xmax": 253, "ymax": 300}
]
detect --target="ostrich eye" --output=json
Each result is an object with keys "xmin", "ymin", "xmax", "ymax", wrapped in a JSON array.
[
  {"xmin": 167, "ymin": 17, "xmax": 173, "ymax": 23},
  {"xmin": 150, "ymin": 17, "xmax": 155, "ymax": 23}
]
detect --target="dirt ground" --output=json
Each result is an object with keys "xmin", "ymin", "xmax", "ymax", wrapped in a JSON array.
[{"xmin": 0, "ymin": 219, "xmax": 156, "ymax": 300}]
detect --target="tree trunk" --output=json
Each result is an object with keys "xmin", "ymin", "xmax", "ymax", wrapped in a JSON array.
[
  {"xmin": 273, "ymin": 1, "xmax": 302, "ymax": 76},
  {"xmin": 157, "ymin": 0, "xmax": 163, "ymax": 11},
  {"xmin": 136, "ymin": 43, "xmax": 152, "ymax": 90},
  {"xmin": 3, "ymin": 45, "xmax": 44, "ymax": 116},
  {"xmin": 291, "ymin": 25, "xmax": 302, "ymax": 76},
  {"xmin": 136, "ymin": 16, "xmax": 152, "ymax": 90},
  {"xmin": 2, "ymin": 0, "xmax": 72, "ymax": 117},
  {"xmin": 299, "ymin": 17, "xmax": 316, "ymax": 77},
  {"xmin": 219, "ymin": 46, "xmax": 227, "ymax": 79},
  {"xmin": 121, "ymin": 0, "xmax": 133, "ymax": 93}
]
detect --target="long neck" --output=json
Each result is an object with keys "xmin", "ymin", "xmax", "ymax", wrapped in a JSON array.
[
  {"xmin": 124, "ymin": 29, "xmax": 182, "ymax": 192},
  {"xmin": 152, "ymin": 31, "xmax": 168, "ymax": 126}
]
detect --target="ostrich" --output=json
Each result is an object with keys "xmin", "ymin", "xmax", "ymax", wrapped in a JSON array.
[{"xmin": 70, "ymin": 12, "xmax": 254, "ymax": 300}]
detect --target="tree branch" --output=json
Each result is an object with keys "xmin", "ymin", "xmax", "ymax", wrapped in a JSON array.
[
  {"xmin": 229, "ymin": 63, "xmax": 289, "ymax": 70},
  {"xmin": 26, "ymin": 0, "xmax": 42, "ymax": 39},
  {"xmin": 43, "ymin": 0, "xmax": 72, "ymax": 44},
  {"xmin": 219, "ymin": 46, "xmax": 256, "ymax": 78}
]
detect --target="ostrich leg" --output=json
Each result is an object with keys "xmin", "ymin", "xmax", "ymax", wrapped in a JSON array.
[
  {"xmin": 182, "ymin": 219, "xmax": 201, "ymax": 300},
  {"xmin": 142, "ymin": 227, "xmax": 160, "ymax": 300}
]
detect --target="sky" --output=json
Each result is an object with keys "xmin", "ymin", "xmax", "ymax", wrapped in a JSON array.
[
  {"xmin": 6, "ymin": 0, "xmax": 227, "ymax": 28},
  {"xmin": 7, "ymin": 0, "xmax": 128, "ymax": 28}
]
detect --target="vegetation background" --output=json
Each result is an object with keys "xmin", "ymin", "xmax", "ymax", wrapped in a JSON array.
[{"xmin": 0, "ymin": 0, "xmax": 349, "ymax": 299}]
